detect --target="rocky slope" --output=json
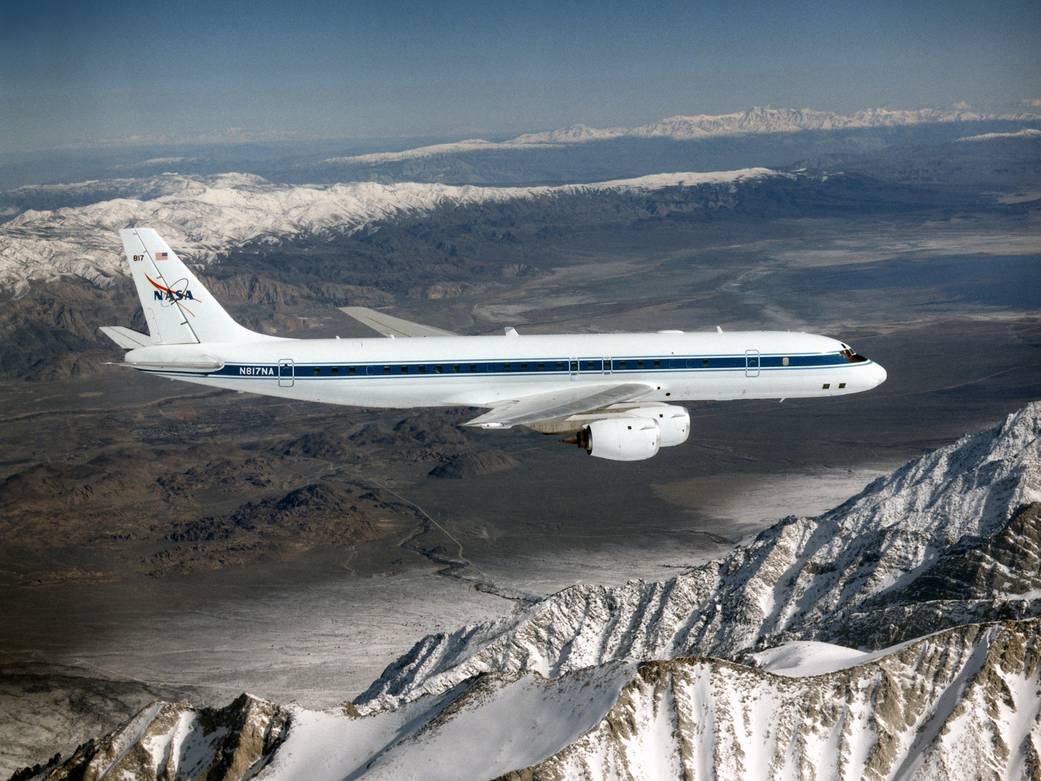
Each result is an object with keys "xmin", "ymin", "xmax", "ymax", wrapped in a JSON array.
[
  {"xmin": 277, "ymin": 619, "xmax": 1041, "ymax": 780},
  {"xmin": 23, "ymin": 694, "xmax": 290, "ymax": 781},
  {"xmin": 510, "ymin": 619, "xmax": 1041, "ymax": 781},
  {"xmin": 0, "ymin": 669, "xmax": 195, "ymax": 780},
  {"xmin": 355, "ymin": 401, "xmax": 1041, "ymax": 712},
  {"xmin": 510, "ymin": 620, "xmax": 1041, "ymax": 778}
]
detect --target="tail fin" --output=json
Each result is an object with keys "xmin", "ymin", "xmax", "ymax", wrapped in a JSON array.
[{"xmin": 120, "ymin": 228, "xmax": 257, "ymax": 344}]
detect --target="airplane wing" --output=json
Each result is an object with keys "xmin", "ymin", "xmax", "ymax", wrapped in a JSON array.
[
  {"xmin": 464, "ymin": 383, "xmax": 655, "ymax": 428},
  {"xmin": 339, "ymin": 307, "xmax": 457, "ymax": 338}
]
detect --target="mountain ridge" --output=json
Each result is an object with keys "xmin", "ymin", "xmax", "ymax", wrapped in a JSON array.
[
  {"xmin": 323, "ymin": 106, "xmax": 1041, "ymax": 165},
  {"xmin": 0, "ymin": 168, "xmax": 780, "ymax": 293},
  {"xmin": 354, "ymin": 401, "xmax": 1041, "ymax": 713},
  {"xmin": 27, "ymin": 616, "xmax": 1041, "ymax": 780}
]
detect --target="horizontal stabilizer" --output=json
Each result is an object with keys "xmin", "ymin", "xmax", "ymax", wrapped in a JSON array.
[
  {"xmin": 99, "ymin": 326, "xmax": 153, "ymax": 349},
  {"xmin": 465, "ymin": 383, "xmax": 655, "ymax": 428},
  {"xmin": 339, "ymin": 307, "xmax": 457, "ymax": 338},
  {"xmin": 123, "ymin": 358, "xmax": 224, "ymax": 371}
]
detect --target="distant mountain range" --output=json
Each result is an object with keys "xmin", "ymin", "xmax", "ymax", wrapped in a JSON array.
[
  {"xmin": 0, "ymin": 169, "xmax": 780, "ymax": 292},
  {"xmin": 326, "ymin": 106, "xmax": 1041, "ymax": 165},
  {"xmin": 26, "ymin": 402, "xmax": 1041, "ymax": 780}
]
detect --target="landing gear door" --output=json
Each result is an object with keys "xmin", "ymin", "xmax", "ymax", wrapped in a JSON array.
[
  {"xmin": 745, "ymin": 349, "xmax": 760, "ymax": 378},
  {"xmin": 278, "ymin": 359, "xmax": 295, "ymax": 388}
]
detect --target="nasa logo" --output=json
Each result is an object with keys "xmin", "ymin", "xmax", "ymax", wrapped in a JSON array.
[
  {"xmin": 152, "ymin": 289, "xmax": 196, "ymax": 302},
  {"xmin": 145, "ymin": 275, "xmax": 199, "ymax": 306}
]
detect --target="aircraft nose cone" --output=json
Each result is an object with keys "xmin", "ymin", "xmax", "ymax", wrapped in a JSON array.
[{"xmin": 873, "ymin": 362, "xmax": 887, "ymax": 386}]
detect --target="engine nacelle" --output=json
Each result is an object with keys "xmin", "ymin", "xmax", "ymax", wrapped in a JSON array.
[
  {"xmin": 620, "ymin": 405, "xmax": 690, "ymax": 447},
  {"xmin": 574, "ymin": 417, "xmax": 661, "ymax": 461}
]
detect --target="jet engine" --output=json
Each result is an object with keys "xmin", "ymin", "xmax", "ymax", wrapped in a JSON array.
[
  {"xmin": 571, "ymin": 417, "xmax": 661, "ymax": 461},
  {"xmin": 618, "ymin": 405, "xmax": 690, "ymax": 447}
]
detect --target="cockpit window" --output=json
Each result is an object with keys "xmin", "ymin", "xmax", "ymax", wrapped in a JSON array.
[{"xmin": 840, "ymin": 347, "xmax": 868, "ymax": 363}]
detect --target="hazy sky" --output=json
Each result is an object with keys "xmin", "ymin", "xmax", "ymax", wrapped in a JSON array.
[{"xmin": 3, "ymin": 0, "xmax": 1040, "ymax": 151}]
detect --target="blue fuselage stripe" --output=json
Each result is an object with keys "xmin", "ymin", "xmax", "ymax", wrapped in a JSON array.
[{"xmin": 141, "ymin": 352, "xmax": 870, "ymax": 379}]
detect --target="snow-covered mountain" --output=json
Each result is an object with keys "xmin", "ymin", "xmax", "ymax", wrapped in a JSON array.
[
  {"xmin": 513, "ymin": 106, "xmax": 1034, "ymax": 144},
  {"xmin": 958, "ymin": 128, "xmax": 1041, "ymax": 142},
  {"xmin": 517, "ymin": 620, "xmax": 1041, "ymax": 780},
  {"xmin": 20, "ymin": 403, "xmax": 1041, "ymax": 780},
  {"xmin": 26, "ymin": 694, "xmax": 290, "ymax": 780},
  {"xmin": 356, "ymin": 401, "xmax": 1041, "ymax": 712},
  {"xmin": 324, "ymin": 138, "xmax": 559, "ymax": 165},
  {"xmin": 0, "ymin": 168, "xmax": 778, "ymax": 293},
  {"xmin": 33, "ymin": 618, "xmax": 1041, "ymax": 780},
  {"xmin": 324, "ymin": 106, "xmax": 1041, "ymax": 164}
]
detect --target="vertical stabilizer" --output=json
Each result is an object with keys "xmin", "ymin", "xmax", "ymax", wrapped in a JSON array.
[{"xmin": 120, "ymin": 228, "xmax": 257, "ymax": 344}]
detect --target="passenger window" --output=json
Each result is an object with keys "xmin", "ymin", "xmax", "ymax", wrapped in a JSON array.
[
  {"xmin": 469, "ymin": 364, "xmax": 477, "ymax": 372},
  {"xmin": 782, "ymin": 357, "xmax": 790, "ymax": 366},
  {"xmin": 453, "ymin": 365, "xmax": 461, "ymax": 373},
  {"xmin": 822, "ymin": 383, "xmax": 830, "ymax": 389},
  {"xmin": 702, "ymin": 359, "xmax": 710, "ymax": 368},
  {"xmin": 537, "ymin": 363, "xmax": 545, "ymax": 371},
  {"xmin": 313, "ymin": 368, "xmax": 321, "ymax": 376},
  {"xmin": 653, "ymin": 360, "xmax": 661, "ymax": 369},
  {"xmin": 383, "ymin": 366, "xmax": 391, "ymax": 374},
  {"xmin": 332, "ymin": 367, "xmax": 341, "ymax": 375},
  {"xmin": 435, "ymin": 365, "xmax": 444, "ymax": 374},
  {"xmin": 418, "ymin": 365, "xmax": 426, "ymax": 374}
]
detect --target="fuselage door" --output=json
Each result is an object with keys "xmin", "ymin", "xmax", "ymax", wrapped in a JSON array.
[
  {"xmin": 745, "ymin": 349, "xmax": 760, "ymax": 378},
  {"xmin": 278, "ymin": 359, "xmax": 295, "ymax": 388}
]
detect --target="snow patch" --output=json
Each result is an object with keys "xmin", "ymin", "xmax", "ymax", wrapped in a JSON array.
[
  {"xmin": 324, "ymin": 139, "xmax": 560, "ymax": 165},
  {"xmin": 957, "ymin": 128, "xmax": 1041, "ymax": 142},
  {"xmin": 752, "ymin": 640, "xmax": 884, "ymax": 677},
  {"xmin": 264, "ymin": 663, "xmax": 637, "ymax": 780}
]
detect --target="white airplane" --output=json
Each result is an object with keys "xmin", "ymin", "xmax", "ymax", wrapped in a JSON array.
[{"xmin": 102, "ymin": 228, "xmax": 886, "ymax": 461}]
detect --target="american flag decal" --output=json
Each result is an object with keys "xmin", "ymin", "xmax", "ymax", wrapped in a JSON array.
[{"xmin": 155, "ymin": 251, "xmax": 169, "ymax": 260}]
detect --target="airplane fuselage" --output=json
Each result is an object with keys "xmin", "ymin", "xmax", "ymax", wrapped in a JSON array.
[{"xmin": 126, "ymin": 329, "xmax": 887, "ymax": 411}]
